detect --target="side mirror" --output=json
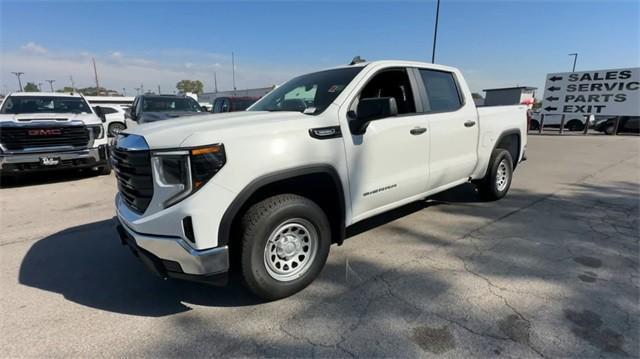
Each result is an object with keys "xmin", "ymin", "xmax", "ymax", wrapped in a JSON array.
[
  {"xmin": 94, "ymin": 106, "xmax": 107, "ymax": 123},
  {"xmin": 349, "ymin": 97, "xmax": 398, "ymax": 135}
]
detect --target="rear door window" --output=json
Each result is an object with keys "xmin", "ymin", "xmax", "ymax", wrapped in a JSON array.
[{"xmin": 418, "ymin": 69, "xmax": 462, "ymax": 113}]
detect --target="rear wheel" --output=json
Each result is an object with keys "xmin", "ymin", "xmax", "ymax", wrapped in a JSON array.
[
  {"xmin": 239, "ymin": 194, "xmax": 331, "ymax": 300},
  {"xmin": 529, "ymin": 120, "xmax": 540, "ymax": 131},
  {"xmin": 477, "ymin": 149, "xmax": 513, "ymax": 201},
  {"xmin": 604, "ymin": 125, "xmax": 616, "ymax": 135},
  {"xmin": 566, "ymin": 120, "xmax": 583, "ymax": 131}
]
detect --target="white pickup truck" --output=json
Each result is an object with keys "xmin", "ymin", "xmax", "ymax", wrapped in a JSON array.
[
  {"xmin": 114, "ymin": 60, "xmax": 527, "ymax": 300},
  {"xmin": 0, "ymin": 92, "xmax": 110, "ymax": 177}
]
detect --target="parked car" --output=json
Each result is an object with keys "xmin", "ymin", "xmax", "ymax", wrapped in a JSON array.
[
  {"xmin": 113, "ymin": 60, "xmax": 527, "ymax": 300},
  {"xmin": 593, "ymin": 116, "xmax": 640, "ymax": 135},
  {"xmin": 91, "ymin": 104, "xmax": 126, "ymax": 136},
  {"xmin": 125, "ymin": 94, "xmax": 208, "ymax": 129},
  {"xmin": 212, "ymin": 96, "xmax": 260, "ymax": 113},
  {"xmin": 0, "ymin": 92, "xmax": 110, "ymax": 177},
  {"xmin": 529, "ymin": 112, "xmax": 594, "ymax": 131}
]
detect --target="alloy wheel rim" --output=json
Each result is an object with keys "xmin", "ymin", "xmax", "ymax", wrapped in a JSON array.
[
  {"xmin": 496, "ymin": 159, "xmax": 509, "ymax": 192},
  {"xmin": 263, "ymin": 218, "xmax": 318, "ymax": 282}
]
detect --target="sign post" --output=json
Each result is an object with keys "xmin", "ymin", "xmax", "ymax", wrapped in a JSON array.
[{"xmin": 541, "ymin": 68, "xmax": 640, "ymax": 134}]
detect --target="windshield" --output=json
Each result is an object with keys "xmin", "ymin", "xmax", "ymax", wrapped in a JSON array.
[
  {"xmin": 249, "ymin": 67, "xmax": 363, "ymax": 115},
  {"xmin": 142, "ymin": 97, "xmax": 202, "ymax": 113},
  {"xmin": 0, "ymin": 96, "xmax": 92, "ymax": 114}
]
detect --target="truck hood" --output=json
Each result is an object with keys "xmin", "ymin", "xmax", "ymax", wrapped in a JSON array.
[
  {"xmin": 137, "ymin": 111, "xmax": 208, "ymax": 124},
  {"xmin": 0, "ymin": 113, "xmax": 101, "ymax": 125},
  {"xmin": 124, "ymin": 111, "xmax": 318, "ymax": 148}
]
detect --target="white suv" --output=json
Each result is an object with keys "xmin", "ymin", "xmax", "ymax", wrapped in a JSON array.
[{"xmin": 114, "ymin": 60, "xmax": 527, "ymax": 299}]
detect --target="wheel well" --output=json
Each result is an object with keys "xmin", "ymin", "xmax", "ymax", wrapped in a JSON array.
[
  {"xmin": 224, "ymin": 172, "xmax": 345, "ymax": 264},
  {"xmin": 495, "ymin": 133, "xmax": 520, "ymax": 168}
]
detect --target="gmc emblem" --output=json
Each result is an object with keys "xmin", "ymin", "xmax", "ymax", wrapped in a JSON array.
[{"xmin": 28, "ymin": 129, "xmax": 62, "ymax": 136}]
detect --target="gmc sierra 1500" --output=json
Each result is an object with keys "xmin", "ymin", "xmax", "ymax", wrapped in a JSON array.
[
  {"xmin": 0, "ymin": 92, "xmax": 110, "ymax": 177},
  {"xmin": 114, "ymin": 60, "xmax": 527, "ymax": 300}
]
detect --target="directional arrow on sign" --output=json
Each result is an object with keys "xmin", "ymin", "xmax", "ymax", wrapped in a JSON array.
[
  {"xmin": 549, "ymin": 76, "xmax": 563, "ymax": 82},
  {"xmin": 545, "ymin": 96, "xmax": 559, "ymax": 101},
  {"xmin": 544, "ymin": 106, "xmax": 557, "ymax": 112},
  {"xmin": 547, "ymin": 86, "xmax": 561, "ymax": 92}
]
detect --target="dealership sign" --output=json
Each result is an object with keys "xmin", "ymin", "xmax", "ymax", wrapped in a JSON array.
[{"xmin": 542, "ymin": 67, "xmax": 639, "ymax": 116}]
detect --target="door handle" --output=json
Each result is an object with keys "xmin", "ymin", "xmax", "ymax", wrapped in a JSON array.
[
  {"xmin": 410, "ymin": 127, "xmax": 427, "ymax": 135},
  {"xmin": 464, "ymin": 120, "xmax": 476, "ymax": 127}
]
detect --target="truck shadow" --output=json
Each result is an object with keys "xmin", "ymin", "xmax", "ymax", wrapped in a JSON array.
[
  {"xmin": 18, "ymin": 218, "xmax": 262, "ymax": 317},
  {"xmin": 17, "ymin": 183, "xmax": 485, "ymax": 317},
  {"xmin": 0, "ymin": 169, "xmax": 101, "ymax": 189}
]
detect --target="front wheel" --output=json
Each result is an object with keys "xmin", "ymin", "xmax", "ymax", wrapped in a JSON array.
[
  {"xmin": 108, "ymin": 122, "xmax": 126, "ymax": 137},
  {"xmin": 477, "ymin": 149, "xmax": 513, "ymax": 201},
  {"xmin": 239, "ymin": 194, "xmax": 331, "ymax": 300}
]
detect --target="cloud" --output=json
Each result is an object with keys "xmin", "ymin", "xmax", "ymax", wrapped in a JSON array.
[
  {"xmin": 110, "ymin": 51, "xmax": 124, "ymax": 60},
  {"xmin": 20, "ymin": 42, "xmax": 47, "ymax": 55},
  {"xmin": 1, "ymin": 47, "xmax": 317, "ymax": 95}
]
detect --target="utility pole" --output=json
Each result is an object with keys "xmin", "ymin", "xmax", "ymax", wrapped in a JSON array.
[
  {"xmin": 140, "ymin": 83, "xmax": 144, "ymax": 94},
  {"xmin": 158, "ymin": 85, "xmax": 161, "ymax": 95},
  {"xmin": 122, "ymin": 88, "xmax": 126, "ymax": 96},
  {"xmin": 134, "ymin": 87, "xmax": 140, "ymax": 95},
  {"xmin": 232, "ymin": 52, "xmax": 237, "ymax": 94},
  {"xmin": 46, "ymin": 79, "xmax": 55, "ymax": 92},
  {"xmin": 11, "ymin": 72, "xmax": 24, "ymax": 91},
  {"xmin": 214, "ymin": 71, "xmax": 218, "ymax": 93},
  {"xmin": 69, "ymin": 75, "xmax": 76, "ymax": 91},
  {"xmin": 92, "ymin": 57, "xmax": 101, "ymax": 95},
  {"xmin": 431, "ymin": 0, "xmax": 441, "ymax": 63},
  {"xmin": 38, "ymin": 82, "xmax": 43, "ymax": 91},
  {"xmin": 568, "ymin": 53, "xmax": 578, "ymax": 72}
]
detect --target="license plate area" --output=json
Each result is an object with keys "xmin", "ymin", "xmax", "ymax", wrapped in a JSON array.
[{"xmin": 40, "ymin": 156, "xmax": 61, "ymax": 166}]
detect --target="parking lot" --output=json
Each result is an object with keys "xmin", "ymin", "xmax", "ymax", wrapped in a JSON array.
[{"xmin": 1, "ymin": 135, "xmax": 638, "ymax": 357}]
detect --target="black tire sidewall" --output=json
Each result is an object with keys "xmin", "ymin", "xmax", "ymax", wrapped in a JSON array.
[{"xmin": 243, "ymin": 197, "xmax": 331, "ymax": 300}]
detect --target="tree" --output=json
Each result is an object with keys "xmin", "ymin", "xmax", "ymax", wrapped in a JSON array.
[
  {"xmin": 24, "ymin": 82, "xmax": 39, "ymax": 92},
  {"xmin": 57, "ymin": 87, "xmax": 76, "ymax": 93},
  {"xmin": 176, "ymin": 80, "xmax": 204, "ymax": 94}
]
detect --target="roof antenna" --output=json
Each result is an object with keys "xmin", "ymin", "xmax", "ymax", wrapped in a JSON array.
[{"xmin": 349, "ymin": 56, "xmax": 366, "ymax": 65}]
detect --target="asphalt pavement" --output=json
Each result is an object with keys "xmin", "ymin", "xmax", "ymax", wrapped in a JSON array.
[{"xmin": 1, "ymin": 135, "xmax": 638, "ymax": 358}]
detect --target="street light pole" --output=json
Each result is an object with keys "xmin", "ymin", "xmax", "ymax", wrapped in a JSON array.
[
  {"xmin": 46, "ymin": 79, "xmax": 55, "ymax": 92},
  {"xmin": 569, "ymin": 53, "xmax": 578, "ymax": 72},
  {"xmin": 11, "ymin": 72, "xmax": 24, "ymax": 91},
  {"xmin": 431, "ymin": 0, "xmax": 441, "ymax": 63}
]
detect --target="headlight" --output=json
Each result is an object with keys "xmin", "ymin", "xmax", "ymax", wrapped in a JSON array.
[
  {"xmin": 151, "ymin": 144, "xmax": 226, "ymax": 208},
  {"xmin": 88, "ymin": 125, "xmax": 104, "ymax": 139}
]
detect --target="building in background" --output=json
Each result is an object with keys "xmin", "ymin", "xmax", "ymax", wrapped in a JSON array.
[
  {"xmin": 482, "ymin": 86, "xmax": 537, "ymax": 106},
  {"xmin": 198, "ymin": 87, "xmax": 274, "ymax": 104}
]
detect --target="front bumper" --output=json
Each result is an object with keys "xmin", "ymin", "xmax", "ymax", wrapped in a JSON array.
[
  {"xmin": 116, "ymin": 217, "xmax": 229, "ymax": 284},
  {"xmin": 0, "ymin": 145, "xmax": 108, "ymax": 172}
]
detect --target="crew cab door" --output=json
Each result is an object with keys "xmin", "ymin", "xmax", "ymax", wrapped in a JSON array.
[
  {"xmin": 342, "ymin": 67, "xmax": 429, "ymax": 221},
  {"xmin": 412, "ymin": 68, "xmax": 479, "ymax": 189}
]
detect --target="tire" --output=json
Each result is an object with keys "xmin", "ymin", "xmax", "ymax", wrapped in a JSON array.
[
  {"xmin": 604, "ymin": 125, "xmax": 615, "ymax": 135},
  {"xmin": 95, "ymin": 164, "xmax": 112, "ymax": 175},
  {"xmin": 529, "ymin": 120, "xmax": 539, "ymax": 131},
  {"xmin": 239, "ymin": 194, "xmax": 331, "ymax": 300},
  {"xmin": 566, "ymin": 120, "xmax": 583, "ymax": 132},
  {"xmin": 477, "ymin": 149, "xmax": 513, "ymax": 201},
  {"xmin": 108, "ymin": 122, "xmax": 126, "ymax": 137}
]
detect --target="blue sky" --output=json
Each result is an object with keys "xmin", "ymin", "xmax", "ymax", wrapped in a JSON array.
[{"xmin": 1, "ymin": 0, "xmax": 639, "ymax": 97}]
